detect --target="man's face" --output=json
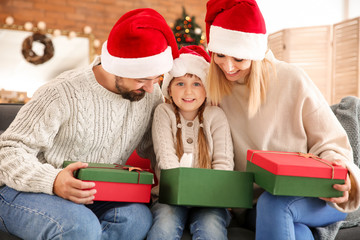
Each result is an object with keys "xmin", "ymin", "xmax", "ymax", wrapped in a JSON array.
[{"xmin": 115, "ymin": 75, "xmax": 163, "ymax": 101}]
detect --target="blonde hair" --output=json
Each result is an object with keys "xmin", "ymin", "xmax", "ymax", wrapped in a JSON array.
[
  {"xmin": 207, "ymin": 53, "xmax": 275, "ymax": 118},
  {"xmin": 168, "ymin": 76, "xmax": 211, "ymax": 169}
]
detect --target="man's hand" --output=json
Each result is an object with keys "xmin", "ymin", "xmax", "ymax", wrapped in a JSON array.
[
  {"xmin": 320, "ymin": 160, "xmax": 351, "ymax": 204},
  {"xmin": 53, "ymin": 161, "xmax": 96, "ymax": 204}
]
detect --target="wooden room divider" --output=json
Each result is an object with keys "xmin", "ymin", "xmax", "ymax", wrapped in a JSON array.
[{"xmin": 268, "ymin": 17, "xmax": 360, "ymax": 105}]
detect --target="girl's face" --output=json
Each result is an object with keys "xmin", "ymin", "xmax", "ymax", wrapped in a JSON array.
[
  {"xmin": 169, "ymin": 74, "xmax": 206, "ymax": 120},
  {"xmin": 213, "ymin": 53, "xmax": 252, "ymax": 82}
]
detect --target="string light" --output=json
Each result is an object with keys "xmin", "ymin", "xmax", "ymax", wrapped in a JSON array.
[
  {"xmin": 83, "ymin": 26, "xmax": 92, "ymax": 34},
  {"xmin": 52, "ymin": 29, "xmax": 61, "ymax": 37},
  {"xmin": 5, "ymin": 16, "xmax": 14, "ymax": 25},
  {"xmin": 37, "ymin": 21, "xmax": 46, "ymax": 31},
  {"xmin": 2, "ymin": 16, "xmax": 101, "ymax": 52},
  {"xmin": 24, "ymin": 22, "xmax": 33, "ymax": 31},
  {"xmin": 93, "ymin": 39, "xmax": 101, "ymax": 48},
  {"xmin": 195, "ymin": 28, "xmax": 202, "ymax": 35},
  {"xmin": 68, "ymin": 31, "xmax": 77, "ymax": 39}
]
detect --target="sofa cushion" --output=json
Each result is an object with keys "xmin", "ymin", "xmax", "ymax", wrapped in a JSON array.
[{"xmin": 0, "ymin": 104, "xmax": 23, "ymax": 133}]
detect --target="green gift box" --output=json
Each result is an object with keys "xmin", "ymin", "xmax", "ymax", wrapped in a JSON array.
[
  {"xmin": 246, "ymin": 150, "xmax": 348, "ymax": 198},
  {"xmin": 159, "ymin": 167, "xmax": 254, "ymax": 208},
  {"xmin": 63, "ymin": 161, "xmax": 154, "ymax": 202},
  {"xmin": 63, "ymin": 161, "xmax": 153, "ymax": 184}
]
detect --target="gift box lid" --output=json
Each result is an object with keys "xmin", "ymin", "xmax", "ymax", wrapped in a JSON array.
[
  {"xmin": 246, "ymin": 150, "xmax": 348, "ymax": 179},
  {"xmin": 63, "ymin": 161, "xmax": 153, "ymax": 184}
]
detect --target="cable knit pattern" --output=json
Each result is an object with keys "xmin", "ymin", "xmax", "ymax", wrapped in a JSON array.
[
  {"xmin": 0, "ymin": 57, "xmax": 162, "ymax": 195},
  {"xmin": 220, "ymin": 56, "xmax": 360, "ymax": 213},
  {"xmin": 151, "ymin": 103, "xmax": 234, "ymax": 196}
]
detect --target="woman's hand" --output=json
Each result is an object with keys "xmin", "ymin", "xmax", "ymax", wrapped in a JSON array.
[
  {"xmin": 320, "ymin": 160, "xmax": 351, "ymax": 204},
  {"xmin": 53, "ymin": 161, "xmax": 97, "ymax": 204}
]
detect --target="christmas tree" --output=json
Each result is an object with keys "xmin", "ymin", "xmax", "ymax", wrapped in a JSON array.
[{"xmin": 173, "ymin": 7, "xmax": 206, "ymax": 49}]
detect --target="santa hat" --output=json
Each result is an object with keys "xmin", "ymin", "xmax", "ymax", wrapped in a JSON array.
[
  {"xmin": 205, "ymin": 0, "xmax": 267, "ymax": 60},
  {"xmin": 162, "ymin": 45, "xmax": 210, "ymax": 100},
  {"xmin": 101, "ymin": 8, "xmax": 179, "ymax": 78}
]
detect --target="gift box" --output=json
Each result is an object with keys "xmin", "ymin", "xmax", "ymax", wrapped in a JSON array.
[
  {"xmin": 246, "ymin": 150, "xmax": 348, "ymax": 198},
  {"xmin": 159, "ymin": 167, "xmax": 254, "ymax": 208},
  {"xmin": 63, "ymin": 161, "xmax": 154, "ymax": 203}
]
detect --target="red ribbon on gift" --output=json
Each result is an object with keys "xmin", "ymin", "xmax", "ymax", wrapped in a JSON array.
[
  {"xmin": 85, "ymin": 163, "xmax": 150, "ymax": 184},
  {"xmin": 249, "ymin": 151, "xmax": 335, "ymax": 179}
]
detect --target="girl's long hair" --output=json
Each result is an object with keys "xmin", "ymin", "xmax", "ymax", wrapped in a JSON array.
[
  {"xmin": 207, "ymin": 53, "xmax": 275, "ymax": 118},
  {"xmin": 168, "ymin": 76, "xmax": 211, "ymax": 169}
]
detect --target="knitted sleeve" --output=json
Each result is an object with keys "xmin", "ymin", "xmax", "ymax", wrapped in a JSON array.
[
  {"xmin": 151, "ymin": 103, "xmax": 180, "ymax": 178},
  {"xmin": 206, "ymin": 106, "xmax": 234, "ymax": 171},
  {"xmin": 0, "ymin": 86, "xmax": 66, "ymax": 194}
]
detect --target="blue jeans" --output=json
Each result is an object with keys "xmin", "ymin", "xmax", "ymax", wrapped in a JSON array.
[
  {"xmin": 255, "ymin": 191, "xmax": 348, "ymax": 240},
  {"xmin": 147, "ymin": 202, "xmax": 231, "ymax": 240},
  {"xmin": 0, "ymin": 186, "xmax": 152, "ymax": 240}
]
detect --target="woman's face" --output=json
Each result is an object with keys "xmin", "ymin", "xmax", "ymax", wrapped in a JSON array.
[{"xmin": 213, "ymin": 53, "xmax": 252, "ymax": 82}]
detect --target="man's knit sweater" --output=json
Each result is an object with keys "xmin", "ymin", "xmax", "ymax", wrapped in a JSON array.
[
  {"xmin": 220, "ymin": 56, "xmax": 360, "ymax": 213},
  {"xmin": 0, "ymin": 57, "xmax": 162, "ymax": 195},
  {"xmin": 151, "ymin": 103, "xmax": 234, "ymax": 196}
]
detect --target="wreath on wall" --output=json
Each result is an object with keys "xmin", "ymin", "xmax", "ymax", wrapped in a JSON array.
[{"xmin": 21, "ymin": 32, "xmax": 54, "ymax": 65}]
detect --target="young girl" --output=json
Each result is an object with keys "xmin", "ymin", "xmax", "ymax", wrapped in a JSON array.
[
  {"xmin": 147, "ymin": 45, "xmax": 234, "ymax": 240},
  {"xmin": 205, "ymin": 0, "xmax": 360, "ymax": 239}
]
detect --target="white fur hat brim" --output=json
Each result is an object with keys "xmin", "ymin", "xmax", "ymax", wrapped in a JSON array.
[
  {"xmin": 208, "ymin": 25, "xmax": 268, "ymax": 60},
  {"xmin": 101, "ymin": 41, "xmax": 174, "ymax": 78}
]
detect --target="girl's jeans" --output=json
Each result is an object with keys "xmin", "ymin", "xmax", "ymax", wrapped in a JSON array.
[
  {"xmin": 256, "ymin": 191, "xmax": 348, "ymax": 240},
  {"xmin": 147, "ymin": 202, "xmax": 231, "ymax": 240},
  {"xmin": 0, "ymin": 186, "xmax": 152, "ymax": 240}
]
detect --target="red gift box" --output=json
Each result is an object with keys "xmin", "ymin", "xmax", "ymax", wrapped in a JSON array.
[
  {"xmin": 84, "ymin": 181, "xmax": 152, "ymax": 203},
  {"xmin": 247, "ymin": 150, "xmax": 347, "ymax": 179},
  {"xmin": 63, "ymin": 161, "xmax": 154, "ymax": 203}
]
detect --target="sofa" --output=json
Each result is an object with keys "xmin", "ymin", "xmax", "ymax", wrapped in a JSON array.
[{"xmin": 0, "ymin": 102, "xmax": 359, "ymax": 240}]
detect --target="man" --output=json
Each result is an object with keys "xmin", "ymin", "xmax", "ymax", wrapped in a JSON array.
[{"xmin": 0, "ymin": 8, "xmax": 178, "ymax": 239}]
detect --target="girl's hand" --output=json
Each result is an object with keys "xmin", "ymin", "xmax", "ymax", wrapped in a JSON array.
[{"xmin": 319, "ymin": 160, "xmax": 351, "ymax": 204}]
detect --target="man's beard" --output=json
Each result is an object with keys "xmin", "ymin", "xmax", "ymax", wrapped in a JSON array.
[{"xmin": 115, "ymin": 79, "xmax": 146, "ymax": 102}]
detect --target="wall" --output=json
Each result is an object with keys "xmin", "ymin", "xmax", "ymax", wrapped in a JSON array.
[
  {"xmin": 0, "ymin": 0, "xmax": 207, "ymax": 54},
  {"xmin": 3, "ymin": 0, "xmax": 360, "ymax": 52},
  {"xmin": 257, "ymin": 0, "xmax": 344, "ymax": 34}
]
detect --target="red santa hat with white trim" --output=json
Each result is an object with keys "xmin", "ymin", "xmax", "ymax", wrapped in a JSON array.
[
  {"xmin": 161, "ymin": 45, "xmax": 210, "ymax": 100},
  {"xmin": 101, "ymin": 8, "xmax": 179, "ymax": 78},
  {"xmin": 205, "ymin": 0, "xmax": 267, "ymax": 61}
]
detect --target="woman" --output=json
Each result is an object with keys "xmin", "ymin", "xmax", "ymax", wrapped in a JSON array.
[{"xmin": 205, "ymin": 0, "xmax": 360, "ymax": 239}]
